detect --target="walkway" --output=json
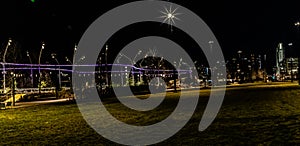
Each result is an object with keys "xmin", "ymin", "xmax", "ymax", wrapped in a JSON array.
[
  {"xmin": 4, "ymin": 94, "xmax": 26, "ymax": 103},
  {"xmin": 3, "ymin": 82, "xmax": 299, "ymax": 109},
  {"xmin": 4, "ymin": 98, "xmax": 71, "ymax": 109}
]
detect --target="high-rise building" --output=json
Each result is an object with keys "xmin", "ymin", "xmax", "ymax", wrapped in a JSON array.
[
  {"xmin": 276, "ymin": 43, "xmax": 285, "ymax": 77},
  {"xmin": 275, "ymin": 43, "xmax": 299, "ymax": 81}
]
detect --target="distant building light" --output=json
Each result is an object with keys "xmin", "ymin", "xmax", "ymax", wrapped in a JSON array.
[{"xmin": 279, "ymin": 43, "xmax": 283, "ymax": 49}]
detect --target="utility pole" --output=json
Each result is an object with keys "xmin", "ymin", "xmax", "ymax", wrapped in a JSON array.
[
  {"xmin": 105, "ymin": 45, "xmax": 109, "ymax": 87},
  {"xmin": 38, "ymin": 42, "xmax": 45, "ymax": 97},
  {"xmin": 11, "ymin": 73, "xmax": 15, "ymax": 106},
  {"xmin": 52, "ymin": 54, "xmax": 61, "ymax": 89},
  {"xmin": 27, "ymin": 51, "xmax": 33, "ymax": 87},
  {"xmin": 51, "ymin": 53, "xmax": 61, "ymax": 99},
  {"xmin": 2, "ymin": 38, "xmax": 12, "ymax": 93},
  {"xmin": 294, "ymin": 21, "xmax": 300, "ymax": 85}
]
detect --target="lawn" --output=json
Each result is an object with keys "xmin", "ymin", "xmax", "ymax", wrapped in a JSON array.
[{"xmin": 1, "ymin": 86, "xmax": 300, "ymax": 145}]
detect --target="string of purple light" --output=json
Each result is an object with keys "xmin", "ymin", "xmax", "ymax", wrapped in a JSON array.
[{"xmin": 0, "ymin": 62, "xmax": 192, "ymax": 74}]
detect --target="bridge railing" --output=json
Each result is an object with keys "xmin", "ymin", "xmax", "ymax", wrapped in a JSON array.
[{"xmin": 14, "ymin": 87, "xmax": 56, "ymax": 94}]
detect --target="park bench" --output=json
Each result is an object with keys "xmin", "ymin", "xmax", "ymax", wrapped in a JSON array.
[
  {"xmin": 6, "ymin": 102, "xmax": 12, "ymax": 107},
  {"xmin": 5, "ymin": 102, "xmax": 12, "ymax": 109},
  {"xmin": 0, "ymin": 102, "xmax": 5, "ymax": 110},
  {"xmin": 0, "ymin": 102, "xmax": 12, "ymax": 109}
]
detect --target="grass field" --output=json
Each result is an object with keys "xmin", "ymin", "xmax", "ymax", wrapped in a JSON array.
[{"xmin": 1, "ymin": 86, "xmax": 300, "ymax": 145}]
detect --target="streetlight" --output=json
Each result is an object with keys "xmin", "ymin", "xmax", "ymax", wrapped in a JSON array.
[
  {"xmin": 119, "ymin": 53, "xmax": 133, "ymax": 64},
  {"xmin": 119, "ymin": 51, "xmax": 142, "ymax": 86},
  {"xmin": 133, "ymin": 50, "xmax": 142, "ymax": 64},
  {"xmin": 51, "ymin": 53, "xmax": 61, "ymax": 89},
  {"xmin": 105, "ymin": 45, "xmax": 109, "ymax": 87},
  {"xmin": 69, "ymin": 44, "xmax": 77, "ymax": 92},
  {"xmin": 119, "ymin": 53, "xmax": 134, "ymax": 86},
  {"xmin": 73, "ymin": 44, "xmax": 77, "ymax": 67},
  {"xmin": 116, "ymin": 55, "xmax": 125, "ymax": 86},
  {"xmin": 2, "ymin": 38, "xmax": 12, "ymax": 94},
  {"xmin": 64, "ymin": 56, "xmax": 73, "ymax": 92},
  {"xmin": 65, "ymin": 56, "xmax": 72, "ymax": 64},
  {"xmin": 119, "ymin": 50, "xmax": 143, "ymax": 65},
  {"xmin": 26, "ymin": 51, "xmax": 34, "ymax": 87},
  {"xmin": 38, "ymin": 42, "xmax": 45, "ymax": 95},
  {"xmin": 209, "ymin": 41, "xmax": 214, "ymax": 53},
  {"xmin": 133, "ymin": 50, "xmax": 143, "ymax": 84},
  {"xmin": 138, "ymin": 54, "xmax": 148, "ymax": 84}
]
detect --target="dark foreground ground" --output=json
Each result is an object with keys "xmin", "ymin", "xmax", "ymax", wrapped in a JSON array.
[{"xmin": 1, "ymin": 84, "xmax": 300, "ymax": 145}]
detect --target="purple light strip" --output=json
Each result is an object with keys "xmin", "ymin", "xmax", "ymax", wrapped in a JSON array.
[
  {"xmin": 1, "ymin": 68, "xmax": 190, "ymax": 74},
  {"xmin": 1, "ymin": 62, "xmax": 192, "ymax": 73},
  {"xmin": 1, "ymin": 68, "xmax": 72, "ymax": 72},
  {"xmin": 2, "ymin": 62, "xmax": 139, "ymax": 68}
]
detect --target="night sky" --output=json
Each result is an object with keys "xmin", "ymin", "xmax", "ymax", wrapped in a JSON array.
[{"xmin": 0, "ymin": 0, "xmax": 299, "ymax": 66}]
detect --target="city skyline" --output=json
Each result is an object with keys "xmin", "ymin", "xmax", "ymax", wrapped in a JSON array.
[
  {"xmin": 1, "ymin": 1, "xmax": 300, "ymax": 145},
  {"xmin": 0, "ymin": 0, "xmax": 299, "ymax": 60}
]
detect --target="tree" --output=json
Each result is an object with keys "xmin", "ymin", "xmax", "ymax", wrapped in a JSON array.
[{"xmin": 40, "ymin": 71, "xmax": 53, "ymax": 87}]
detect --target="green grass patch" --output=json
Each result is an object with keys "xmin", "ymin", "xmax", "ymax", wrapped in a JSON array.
[{"xmin": 1, "ymin": 86, "xmax": 300, "ymax": 145}]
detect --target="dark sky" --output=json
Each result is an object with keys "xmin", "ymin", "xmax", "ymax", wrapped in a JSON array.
[{"xmin": 0, "ymin": 0, "xmax": 299, "ymax": 65}]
